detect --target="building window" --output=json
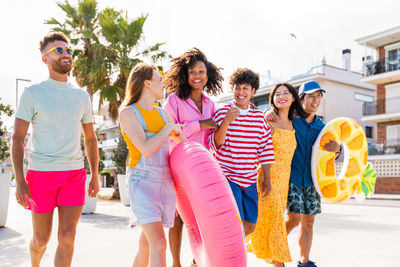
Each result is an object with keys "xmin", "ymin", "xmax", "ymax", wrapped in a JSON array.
[
  {"xmin": 354, "ymin": 93, "xmax": 374, "ymax": 102},
  {"xmin": 386, "ymin": 82, "xmax": 400, "ymax": 114},
  {"xmin": 387, "ymin": 48, "xmax": 400, "ymax": 71},
  {"xmin": 365, "ymin": 126, "xmax": 373, "ymax": 138},
  {"xmin": 385, "ymin": 42, "xmax": 400, "ymax": 71},
  {"xmin": 253, "ymin": 94, "xmax": 270, "ymax": 111},
  {"xmin": 386, "ymin": 125, "xmax": 400, "ymax": 146}
]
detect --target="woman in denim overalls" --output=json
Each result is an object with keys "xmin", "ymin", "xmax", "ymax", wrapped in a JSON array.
[{"xmin": 119, "ymin": 63, "xmax": 185, "ymax": 267}]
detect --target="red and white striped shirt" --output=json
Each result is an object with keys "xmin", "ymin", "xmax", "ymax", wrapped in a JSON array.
[{"xmin": 209, "ymin": 104, "xmax": 274, "ymax": 188}]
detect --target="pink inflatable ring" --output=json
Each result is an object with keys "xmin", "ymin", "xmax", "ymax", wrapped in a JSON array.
[{"xmin": 170, "ymin": 141, "xmax": 246, "ymax": 267}]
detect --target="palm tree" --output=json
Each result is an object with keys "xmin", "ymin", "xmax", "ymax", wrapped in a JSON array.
[
  {"xmin": 46, "ymin": 0, "xmax": 170, "ymax": 119},
  {"xmin": 45, "ymin": 0, "xmax": 113, "ymax": 106},
  {"xmin": 98, "ymin": 8, "xmax": 170, "ymax": 120},
  {"xmin": 0, "ymin": 99, "xmax": 13, "ymax": 162}
]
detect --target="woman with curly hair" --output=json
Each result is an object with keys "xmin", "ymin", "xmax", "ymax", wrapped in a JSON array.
[{"xmin": 163, "ymin": 48, "xmax": 223, "ymax": 267}]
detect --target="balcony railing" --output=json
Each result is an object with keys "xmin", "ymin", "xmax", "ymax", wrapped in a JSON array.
[
  {"xmin": 363, "ymin": 96, "xmax": 400, "ymax": 115},
  {"xmin": 98, "ymin": 138, "xmax": 118, "ymax": 149},
  {"xmin": 364, "ymin": 56, "xmax": 400, "ymax": 76},
  {"xmin": 368, "ymin": 139, "xmax": 400, "ymax": 155}
]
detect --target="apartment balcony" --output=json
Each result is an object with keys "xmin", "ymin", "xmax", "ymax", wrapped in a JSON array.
[
  {"xmin": 362, "ymin": 57, "xmax": 400, "ymax": 85},
  {"xmin": 103, "ymin": 160, "xmax": 117, "ymax": 170},
  {"xmin": 98, "ymin": 138, "xmax": 118, "ymax": 150},
  {"xmin": 97, "ymin": 120, "xmax": 120, "ymax": 134},
  {"xmin": 368, "ymin": 139, "xmax": 400, "ymax": 160},
  {"xmin": 362, "ymin": 97, "xmax": 400, "ymax": 123}
]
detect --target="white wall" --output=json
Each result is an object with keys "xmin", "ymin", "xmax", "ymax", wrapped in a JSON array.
[{"xmin": 317, "ymin": 80, "xmax": 376, "ymax": 141}]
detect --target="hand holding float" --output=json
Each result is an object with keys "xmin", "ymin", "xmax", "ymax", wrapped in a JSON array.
[
  {"xmin": 170, "ymin": 141, "xmax": 246, "ymax": 267},
  {"xmin": 311, "ymin": 117, "xmax": 368, "ymax": 203}
]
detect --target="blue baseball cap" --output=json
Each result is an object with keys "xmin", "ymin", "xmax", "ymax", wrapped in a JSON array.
[{"xmin": 298, "ymin": 80, "xmax": 326, "ymax": 96}]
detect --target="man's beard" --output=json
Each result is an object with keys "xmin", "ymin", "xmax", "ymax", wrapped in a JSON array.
[{"xmin": 52, "ymin": 60, "xmax": 72, "ymax": 74}]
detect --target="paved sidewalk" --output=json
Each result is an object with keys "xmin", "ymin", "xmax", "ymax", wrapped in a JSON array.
[
  {"xmin": 368, "ymin": 193, "xmax": 400, "ymax": 200},
  {"xmin": 1, "ymin": 187, "xmax": 399, "ymax": 267}
]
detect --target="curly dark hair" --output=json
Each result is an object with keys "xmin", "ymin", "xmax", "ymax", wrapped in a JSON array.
[
  {"xmin": 39, "ymin": 32, "xmax": 70, "ymax": 54},
  {"xmin": 164, "ymin": 48, "xmax": 223, "ymax": 99},
  {"xmin": 269, "ymin": 83, "xmax": 309, "ymax": 120},
  {"xmin": 229, "ymin": 68, "xmax": 260, "ymax": 92}
]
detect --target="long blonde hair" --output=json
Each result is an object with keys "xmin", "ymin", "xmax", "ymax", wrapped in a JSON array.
[{"xmin": 120, "ymin": 63, "xmax": 157, "ymax": 108}]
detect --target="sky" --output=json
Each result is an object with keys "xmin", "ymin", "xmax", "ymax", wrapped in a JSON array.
[{"xmin": 1, "ymin": 0, "xmax": 399, "ymax": 129}]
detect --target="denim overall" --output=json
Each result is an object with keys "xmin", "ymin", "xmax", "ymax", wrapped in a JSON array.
[{"xmin": 126, "ymin": 104, "xmax": 176, "ymax": 227}]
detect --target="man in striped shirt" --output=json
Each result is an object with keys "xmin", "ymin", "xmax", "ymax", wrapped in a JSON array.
[{"xmin": 209, "ymin": 68, "xmax": 274, "ymax": 236}]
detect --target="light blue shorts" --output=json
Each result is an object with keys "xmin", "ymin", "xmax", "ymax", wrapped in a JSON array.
[{"xmin": 127, "ymin": 168, "xmax": 176, "ymax": 228}]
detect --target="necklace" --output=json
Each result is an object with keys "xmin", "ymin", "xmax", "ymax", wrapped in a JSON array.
[{"xmin": 190, "ymin": 96, "xmax": 203, "ymax": 113}]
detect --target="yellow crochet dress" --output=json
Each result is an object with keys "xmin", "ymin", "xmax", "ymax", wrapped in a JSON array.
[{"xmin": 247, "ymin": 126, "xmax": 296, "ymax": 263}]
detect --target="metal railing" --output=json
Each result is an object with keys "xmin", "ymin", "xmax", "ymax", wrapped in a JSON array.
[
  {"xmin": 363, "ymin": 96, "xmax": 400, "ymax": 115},
  {"xmin": 368, "ymin": 139, "xmax": 400, "ymax": 155},
  {"xmin": 98, "ymin": 138, "xmax": 119, "ymax": 149},
  {"xmin": 363, "ymin": 56, "xmax": 400, "ymax": 76}
]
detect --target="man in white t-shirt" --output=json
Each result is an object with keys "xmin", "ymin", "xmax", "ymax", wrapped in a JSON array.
[{"xmin": 11, "ymin": 32, "xmax": 99, "ymax": 267}]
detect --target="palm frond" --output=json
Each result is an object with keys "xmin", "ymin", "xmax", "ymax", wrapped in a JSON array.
[{"xmin": 100, "ymin": 85, "xmax": 122, "ymax": 102}]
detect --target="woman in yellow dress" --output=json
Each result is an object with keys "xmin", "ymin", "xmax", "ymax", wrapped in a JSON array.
[{"xmin": 248, "ymin": 83, "xmax": 308, "ymax": 267}]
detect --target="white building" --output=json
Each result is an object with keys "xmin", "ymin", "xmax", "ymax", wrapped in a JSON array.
[
  {"xmin": 218, "ymin": 55, "xmax": 376, "ymax": 143},
  {"xmin": 356, "ymin": 25, "xmax": 400, "ymax": 194},
  {"xmin": 94, "ymin": 105, "xmax": 120, "ymax": 172}
]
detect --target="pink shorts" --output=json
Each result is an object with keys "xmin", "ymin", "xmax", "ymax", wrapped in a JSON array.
[{"xmin": 26, "ymin": 168, "xmax": 87, "ymax": 213}]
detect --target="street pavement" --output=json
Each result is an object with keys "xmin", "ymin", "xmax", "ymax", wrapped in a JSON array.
[{"xmin": 1, "ymin": 187, "xmax": 399, "ymax": 267}]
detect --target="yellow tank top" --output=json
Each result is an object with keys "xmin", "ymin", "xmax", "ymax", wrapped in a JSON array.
[{"xmin": 122, "ymin": 104, "xmax": 166, "ymax": 168}]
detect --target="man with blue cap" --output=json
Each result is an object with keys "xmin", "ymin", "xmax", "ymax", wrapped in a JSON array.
[{"xmin": 266, "ymin": 80, "xmax": 340, "ymax": 267}]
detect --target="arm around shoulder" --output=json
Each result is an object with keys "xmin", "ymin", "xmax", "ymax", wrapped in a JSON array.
[{"xmin": 264, "ymin": 109, "xmax": 279, "ymax": 122}]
